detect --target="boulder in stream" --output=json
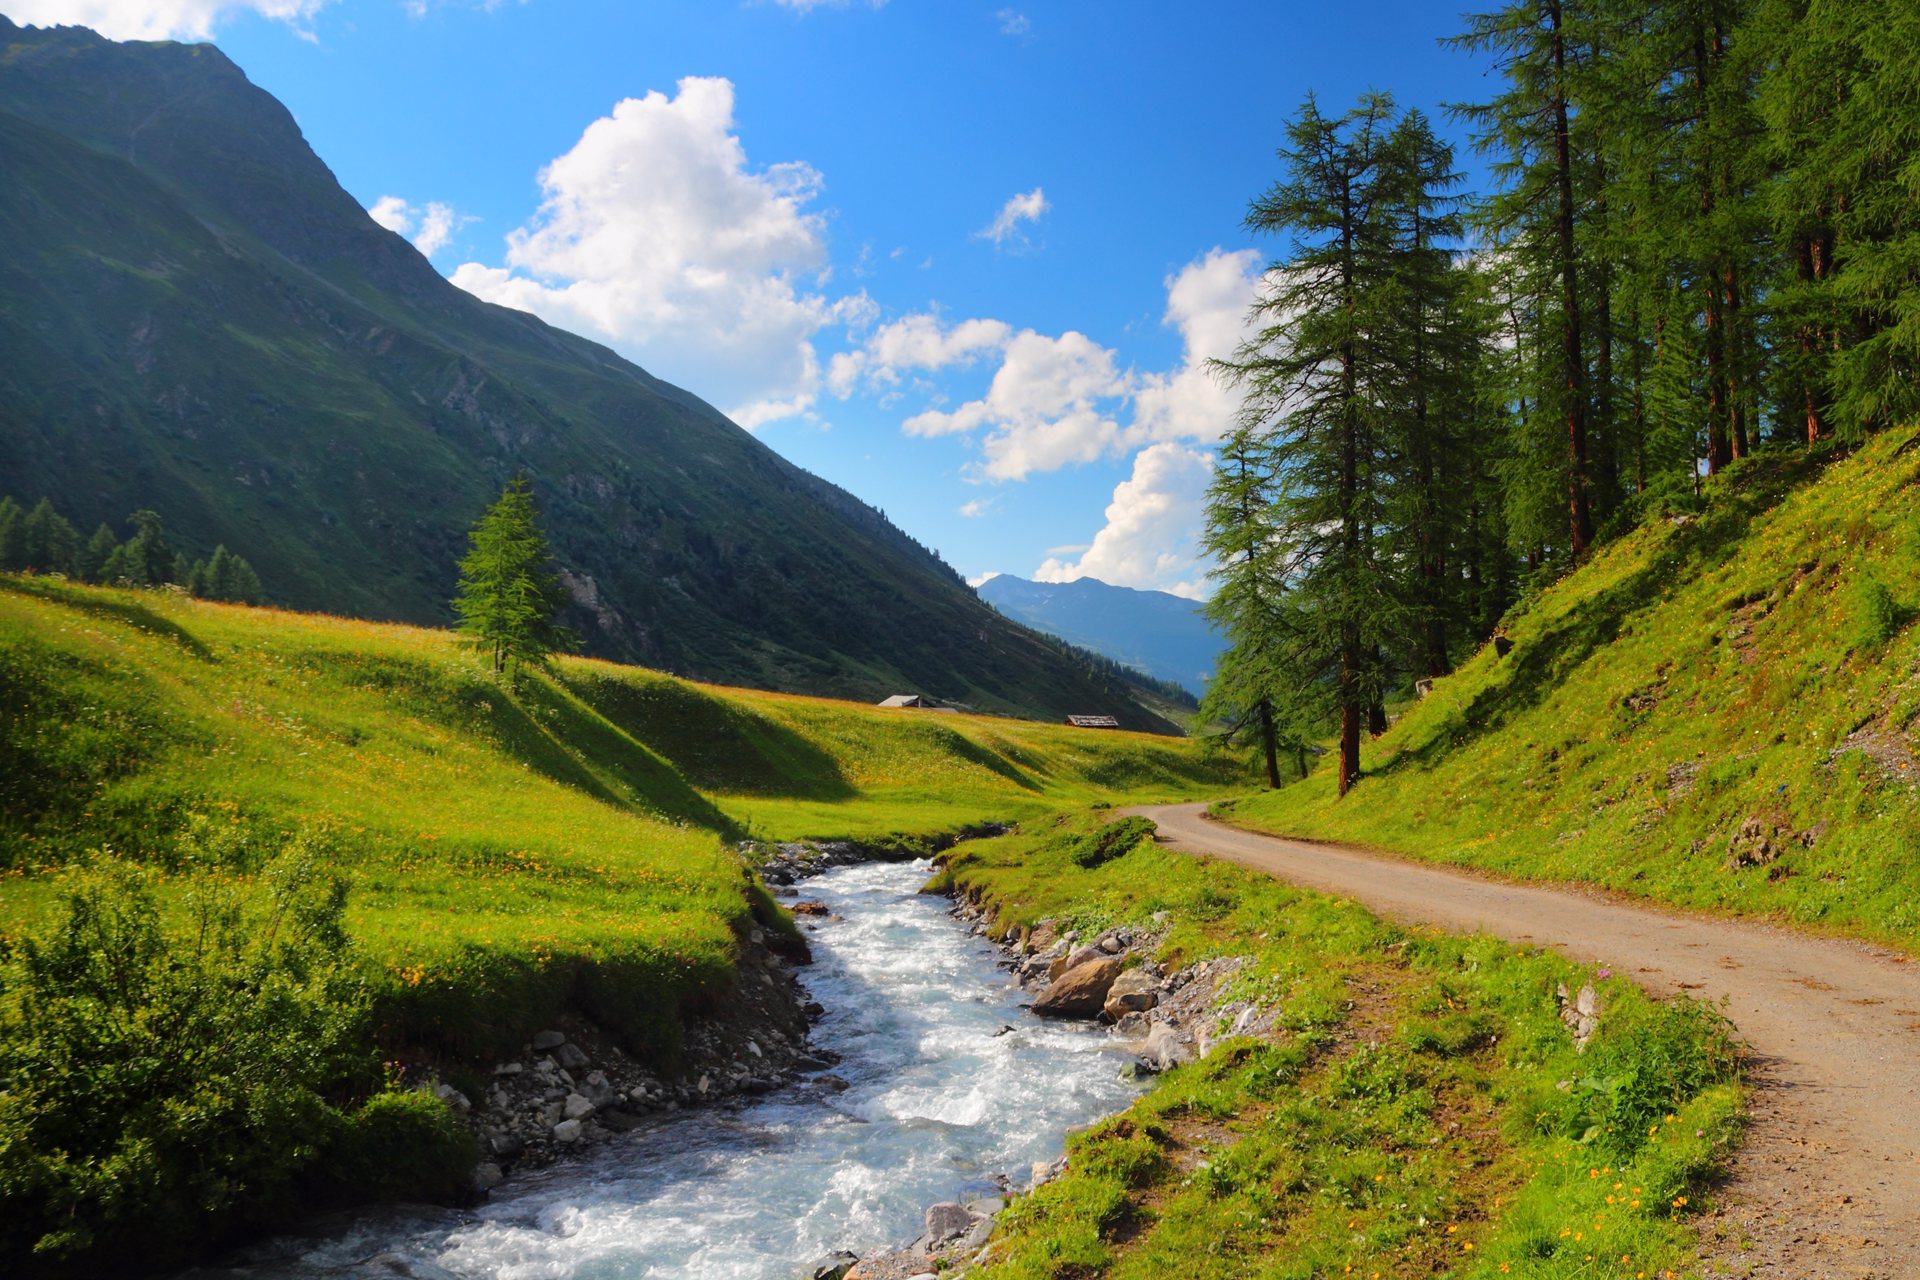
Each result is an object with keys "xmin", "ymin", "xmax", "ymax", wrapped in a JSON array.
[{"xmin": 1032, "ymin": 956, "xmax": 1123, "ymax": 1018}]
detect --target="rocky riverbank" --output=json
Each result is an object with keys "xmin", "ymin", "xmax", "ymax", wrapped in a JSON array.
[{"xmin": 420, "ymin": 921, "xmax": 824, "ymax": 1193}]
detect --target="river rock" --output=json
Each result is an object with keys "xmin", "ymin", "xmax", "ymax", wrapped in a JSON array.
[
  {"xmin": 581, "ymin": 1071, "xmax": 619, "ymax": 1108},
  {"xmin": 531, "ymin": 1030, "xmax": 566, "ymax": 1052},
  {"xmin": 798, "ymin": 1249, "xmax": 859, "ymax": 1279},
  {"xmin": 1033, "ymin": 956, "xmax": 1124, "ymax": 1018},
  {"xmin": 924, "ymin": 1201, "xmax": 974, "ymax": 1244},
  {"xmin": 965, "ymin": 1196, "xmax": 1006, "ymax": 1216},
  {"xmin": 551, "ymin": 1118, "xmax": 583, "ymax": 1144},
  {"xmin": 1141, "ymin": 1021, "xmax": 1192, "ymax": 1071},
  {"xmin": 1102, "ymin": 968, "xmax": 1159, "ymax": 1019},
  {"xmin": 563, "ymin": 1093, "xmax": 595, "ymax": 1121},
  {"xmin": 556, "ymin": 1042, "xmax": 591, "ymax": 1070},
  {"xmin": 471, "ymin": 1162, "xmax": 504, "ymax": 1192}
]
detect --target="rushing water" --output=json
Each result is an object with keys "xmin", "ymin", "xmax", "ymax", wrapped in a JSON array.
[{"xmin": 191, "ymin": 860, "xmax": 1142, "ymax": 1279}]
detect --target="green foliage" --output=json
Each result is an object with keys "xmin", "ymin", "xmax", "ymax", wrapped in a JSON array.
[
  {"xmin": 0, "ymin": 848, "xmax": 381, "ymax": 1271},
  {"xmin": 1537, "ymin": 999, "xmax": 1740, "ymax": 1162},
  {"xmin": 1065, "ymin": 816, "xmax": 1158, "ymax": 869},
  {"xmin": 452, "ymin": 476, "xmax": 575, "ymax": 684},
  {"xmin": 318, "ymin": 1089, "xmax": 478, "ymax": 1206},
  {"xmin": 1853, "ymin": 574, "xmax": 1909, "ymax": 649}
]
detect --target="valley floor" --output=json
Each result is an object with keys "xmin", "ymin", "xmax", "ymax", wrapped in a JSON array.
[{"xmin": 1145, "ymin": 802, "xmax": 1920, "ymax": 1280}]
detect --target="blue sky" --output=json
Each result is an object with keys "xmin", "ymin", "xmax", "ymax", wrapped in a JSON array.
[{"xmin": 12, "ymin": 0, "xmax": 1495, "ymax": 596}]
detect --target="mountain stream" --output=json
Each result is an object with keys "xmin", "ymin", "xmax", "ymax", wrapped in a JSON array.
[{"xmin": 188, "ymin": 859, "xmax": 1142, "ymax": 1279}]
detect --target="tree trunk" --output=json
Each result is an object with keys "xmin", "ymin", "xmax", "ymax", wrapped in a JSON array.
[
  {"xmin": 1338, "ymin": 696, "xmax": 1361, "ymax": 797},
  {"xmin": 1547, "ymin": 0, "xmax": 1593, "ymax": 556},
  {"xmin": 1258, "ymin": 698, "xmax": 1281, "ymax": 789},
  {"xmin": 1337, "ymin": 173, "xmax": 1364, "ymax": 797},
  {"xmin": 1798, "ymin": 229, "xmax": 1831, "ymax": 443}
]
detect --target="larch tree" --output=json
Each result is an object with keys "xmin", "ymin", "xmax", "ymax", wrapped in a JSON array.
[
  {"xmin": 452, "ymin": 476, "xmax": 575, "ymax": 685},
  {"xmin": 1198, "ymin": 425, "xmax": 1303, "ymax": 788},
  {"xmin": 1217, "ymin": 93, "xmax": 1405, "ymax": 797},
  {"xmin": 1451, "ymin": 0, "xmax": 1599, "ymax": 559}
]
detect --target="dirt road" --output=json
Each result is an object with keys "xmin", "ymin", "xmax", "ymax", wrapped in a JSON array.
[{"xmin": 1134, "ymin": 802, "xmax": 1920, "ymax": 1279}]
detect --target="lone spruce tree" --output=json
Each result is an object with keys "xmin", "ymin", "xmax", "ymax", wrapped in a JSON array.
[{"xmin": 453, "ymin": 476, "xmax": 573, "ymax": 683}]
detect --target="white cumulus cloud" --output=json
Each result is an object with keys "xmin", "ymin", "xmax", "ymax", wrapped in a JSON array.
[
  {"xmin": 1130, "ymin": 247, "xmax": 1262, "ymax": 446},
  {"xmin": 858, "ymin": 249, "xmax": 1258, "ymax": 483},
  {"xmin": 367, "ymin": 195, "xmax": 466, "ymax": 257},
  {"xmin": 450, "ymin": 76, "xmax": 857, "ymax": 429},
  {"xmin": 1033, "ymin": 442, "xmax": 1214, "ymax": 598},
  {"xmin": 996, "ymin": 8, "xmax": 1029, "ymax": 36},
  {"xmin": 977, "ymin": 186, "xmax": 1049, "ymax": 247},
  {"xmin": 902, "ymin": 329, "xmax": 1127, "ymax": 480},
  {"xmin": 827, "ymin": 313, "xmax": 1011, "ymax": 397},
  {"xmin": 6, "ymin": 0, "xmax": 331, "ymax": 40}
]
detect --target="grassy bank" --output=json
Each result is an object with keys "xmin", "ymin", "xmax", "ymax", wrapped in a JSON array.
[
  {"xmin": 1224, "ymin": 430, "xmax": 1920, "ymax": 951},
  {"xmin": 937, "ymin": 813, "xmax": 1742, "ymax": 1279}
]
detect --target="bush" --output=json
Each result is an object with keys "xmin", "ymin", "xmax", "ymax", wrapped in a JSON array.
[
  {"xmin": 1537, "ymin": 995, "xmax": 1739, "ymax": 1162},
  {"xmin": 1066, "ymin": 816, "xmax": 1158, "ymax": 869},
  {"xmin": 1855, "ymin": 576, "xmax": 1909, "ymax": 649},
  {"xmin": 0, "ymin": 843, "xmax": 380, "ymax": 1272},
  {"xmin": 317, "ymin": 1089, "xmax": 477, "ymax": 1206}
]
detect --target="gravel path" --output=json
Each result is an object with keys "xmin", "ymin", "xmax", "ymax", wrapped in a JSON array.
[{"xmin": 1132, "ymin": 802, "xmax": 1920, "ymax": 1279}]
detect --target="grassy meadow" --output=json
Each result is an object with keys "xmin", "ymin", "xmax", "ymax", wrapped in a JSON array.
[
  {"xmin": 0, "ymin": 574, "xmax": 1243, "ymax": 1061},
  {"xmin": 938, "ymin": 813, "xmax": 1741, "ymax": 1280},
  {"xmin": 1226, "ymin": 429, "xmax": 1920, "ymax": 951}
]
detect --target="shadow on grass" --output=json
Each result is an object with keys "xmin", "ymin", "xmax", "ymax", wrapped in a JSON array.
[
  {"xmin": 1384, "ymin": 449, "xmax": 1817, "ymax": 776},
  {"xmin": 557, "ymin": 667, "xmax": 859, "ymax": 803},
  {"xmin": 512, "ymin": 675, "xmax": 740, "ymax": 835},
  {"xmin": 1, "ymin": 574, "xmax": 215, "ymax": 661}
]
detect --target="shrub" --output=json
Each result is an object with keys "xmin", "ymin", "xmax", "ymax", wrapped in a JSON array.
[
  {"xmin": 1066, "ymin": 816, "xmax": 1158, "ymax": 869},
  {"xmin": 1537, "ymin": 994, "xmax": 1739, "ymax": 1162},
  {"xmin": 1854, "ymin": 575, "xmax": 1909, "ymax": 649},
  {"xmin": 0, "ymin": 843, "xmax": 381, "ymax": 1272},
  {"xmin": 317, "ymin": 1088, "xmax": 477, "ymax": 1206}
]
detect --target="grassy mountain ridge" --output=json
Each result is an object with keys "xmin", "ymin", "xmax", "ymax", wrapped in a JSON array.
[
  {"xmin": 0, "ymin": 17, "xmax": 1174, "ymax": 729},
  {"xmin": 1224, "ymin": 428, "xmax": 1920, "ymax": 947}
]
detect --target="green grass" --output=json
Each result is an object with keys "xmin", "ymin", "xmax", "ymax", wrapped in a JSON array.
[
  {"xmin": 1225, "ymin": 429, "xmax": 1920, "ymax": 951},
  {"xmin": 937, "ymin": 814, "xmax": 1742, "ymax": 1279},
  {"xmin": 0, "ymin": 576, "xmax": 1244, "ymax": 1065}
]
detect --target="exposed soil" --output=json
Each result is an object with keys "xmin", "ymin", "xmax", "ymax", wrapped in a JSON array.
[{"xmin": 1133, "ymin": 802, "xmax": 1920, "ymax": 1280}]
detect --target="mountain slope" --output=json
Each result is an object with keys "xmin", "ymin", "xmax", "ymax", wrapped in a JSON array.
[
  {"xmin": 978, "ymin": 574, "xmax": 1221, "ymax": 696},
  {"xmin": 0, "ymin": 19, "xmax": 1172, "ymax": 729},
  {"xmin": 1224, "ymin": 431, "xmax": 1920, "ymax": 946}
]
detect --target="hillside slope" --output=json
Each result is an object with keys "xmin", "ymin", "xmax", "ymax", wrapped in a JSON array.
[
  {"xmin": 0, "ymin": 575, "xmax": 1239, "ymax": 1063},
  {"xmin": 1224, "ymin": 430, "xmax": 1920, "ymax": 948},
  {"xmin": 0, "ymin": 19, "xmax": 1171, "ymax": 729},
  {"xmin": 978, "ymin": 573, "xmax": 1222, "ymax": 696}
]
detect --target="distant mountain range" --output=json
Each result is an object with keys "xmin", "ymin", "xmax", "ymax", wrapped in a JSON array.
[
  {"xmin": 0, "ymin": 18, "xmax": 1177, "ymax": 731},
  {"xmin": 976, "ymin": 575, "xmax": 1221, "ymax": 697}
]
